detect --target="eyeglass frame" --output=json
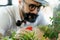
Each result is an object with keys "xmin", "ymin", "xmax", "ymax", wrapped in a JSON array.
[{"xmin": 23, "ymin": 0, "xmax": 42, "ymax": 12}]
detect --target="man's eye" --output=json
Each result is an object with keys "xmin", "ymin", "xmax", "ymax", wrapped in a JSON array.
[
  {"xmin": 29, "ymin": 4, "xmax": 36, "ymax": 11},
  {"xmin": 30, "ymin": 5, "xmax": 35, "ymax": 8}
]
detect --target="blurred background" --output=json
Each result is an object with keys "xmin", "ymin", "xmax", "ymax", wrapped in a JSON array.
[{"xmin": 0, "ymin": 0, "xmax": 60, "ymax": 6}]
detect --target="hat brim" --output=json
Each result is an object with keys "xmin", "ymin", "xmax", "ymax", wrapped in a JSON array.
[{"xmin": 35, "ymin": 0, "xmax": 49, "ymax": 6}]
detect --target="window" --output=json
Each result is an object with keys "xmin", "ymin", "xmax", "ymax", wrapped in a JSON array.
[{"xmin": 0, "ymin": 0, "xmax": 12, "ymax": 6}]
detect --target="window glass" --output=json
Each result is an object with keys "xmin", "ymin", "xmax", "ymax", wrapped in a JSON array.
[{"xmin": 0, "ymin": 0, "xmax": 8, "ymax": 5}]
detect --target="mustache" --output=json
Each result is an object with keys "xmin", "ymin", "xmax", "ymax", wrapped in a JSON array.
[
  {"xmin": 22, "ymin": 12, "xmax": 39, "ymax": 23},
  {"xmin": 24, "ymin": 12, "xmax": 38, "ymax": 17}
]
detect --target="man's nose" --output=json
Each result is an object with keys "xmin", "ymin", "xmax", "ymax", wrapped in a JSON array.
[{"xmin": 31, "ymin": 8, "xmax": 38, "ymax": 14}]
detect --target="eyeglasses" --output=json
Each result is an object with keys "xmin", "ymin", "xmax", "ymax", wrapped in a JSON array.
[
  {"xmin": 29, "ymin": 4, "xmax": 42, "ymax": 11},
  {"xmin": 24, "ymin": 1, "xmax": 42, "ymax": 11}
]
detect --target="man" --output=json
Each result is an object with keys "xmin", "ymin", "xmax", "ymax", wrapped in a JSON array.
[{"xmin": 0, "ymin": 0, "xmax": 48, "ymax": 37}]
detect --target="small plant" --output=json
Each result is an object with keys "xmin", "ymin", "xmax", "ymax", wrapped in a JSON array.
[
  {"xmin": 15, "ymin": 26, "xmax": 39, "ymax": 40},
  {"xmin": 17, "ymin": 31, "xmax": 38, "ymax": 40},
  {"xmin": 38, "ymin": 25, "xmax": 58, "ymax": 40},
  {"xmin": 2, "ymin": 31, "xmax": 16, "ymax": 40},
  {"xmin": 2, "ymin": 27, "xmax": 39, "ymax": 40}
]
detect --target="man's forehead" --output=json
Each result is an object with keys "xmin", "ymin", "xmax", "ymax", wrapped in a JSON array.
[{"xmin": 25, "ymin": 0, "xmax": 41, "ymax": 5}]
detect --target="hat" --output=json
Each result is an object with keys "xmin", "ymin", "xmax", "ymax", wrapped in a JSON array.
[{"xmin": 34, "ymin": 0, "xmax": 49, "ymax": 6}]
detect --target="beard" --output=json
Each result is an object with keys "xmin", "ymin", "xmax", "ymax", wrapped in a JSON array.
[{"xmin": 22, "ymin": 11, "xmax": 38, "ymax": 23}]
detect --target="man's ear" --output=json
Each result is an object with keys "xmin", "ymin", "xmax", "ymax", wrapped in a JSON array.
[
  {"xmin": 18, "ymin": 0, "xmax": 24, "ymax": 4},
  {"xmin": 18, "ymin": 0, "xmax": 22, "ymax": 4},
  {"xmin": 18, "ymin": 0, "xmax": 24, "ymax": 9}
]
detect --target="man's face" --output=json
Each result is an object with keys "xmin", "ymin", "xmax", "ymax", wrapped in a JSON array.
[{"xmin": 22, "ymin": 0, "xmax": 42, "ymax": 23}]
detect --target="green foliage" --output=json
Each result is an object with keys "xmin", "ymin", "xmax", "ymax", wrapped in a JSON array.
[
  {"xmin": 38, "ymin": 7, "xmax": 60, "ymax": 39},
  {"xmin": 53, "ymin": 4, "xmax": 60, "ymax": 32},
  {"xmin": 2, "ymin": 31, "xmax": 39, "ymax": 40},
  {"xmin": 2, "ymin": 31, "xmax": 16, "ymax": 40},
  {"xmin": 38, "ymin": 25, "xmax": 58, "ymax": 39},
  {"xmin": 17, "ymin": 31, "xmax": 39, "ymax": 40},
  {"xmin": 39, "ymin": 4, "xmax": 60, "ymax": 39}
]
